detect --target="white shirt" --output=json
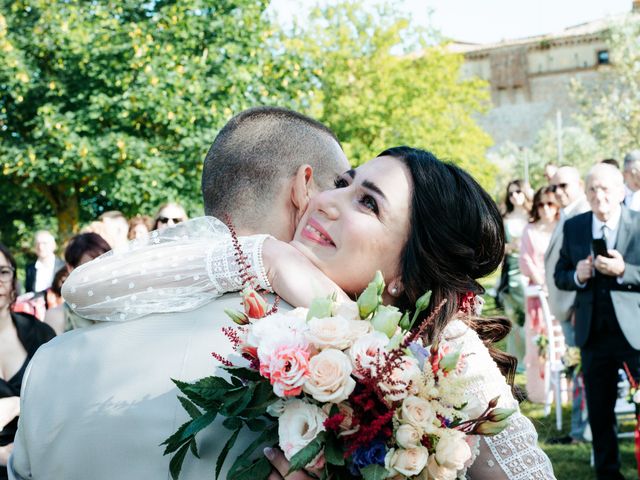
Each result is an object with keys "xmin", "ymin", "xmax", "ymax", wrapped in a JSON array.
[{"xmin": 34, "ymin": 258, "xmax": 56, "ymax": 292}]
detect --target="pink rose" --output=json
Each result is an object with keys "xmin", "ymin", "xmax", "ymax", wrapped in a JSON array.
[{"xmin": 259, "ymin": 343, "xmax": 311, "ymax": 397}]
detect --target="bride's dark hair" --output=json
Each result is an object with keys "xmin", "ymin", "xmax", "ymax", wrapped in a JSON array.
[{"xmin": 378, "ymin": 146, "xmax": 516, "ymax": 382}]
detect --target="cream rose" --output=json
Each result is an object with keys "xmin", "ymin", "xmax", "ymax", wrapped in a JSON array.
[
  {"xmin": 278, "ymin": 399, "xmax": 327, "ymax": 460},
  {"xmin": 305, "ymin": 315, "xmax": 353, "ymax": 350},
  {"xmin": 379, "ymin": 356, "xmax": 421, "ymax": 402},
  {"xmin": 386, "ymin": 446, "xmax": 429, "ymax": 477},
  {"xmin": 427, "ymin": 454, "xmax": 458, "ymax": 480},
  {"xmin": 398, "ymin": 396, "xmax": 436, "ymax": 431},
  {"xmin": 435, "ymin": 429, "xmax": 472, "ymax": 471},
  {"xmin": 303, "ymin": 349, "xmax": 356, "ymax": 403},
  {"xmin": 396, "ymin": 423, "xmax": 421, "ymax": 448},
  {"xmin": 349, "ymin": 331, "xmax": 389, "ymax": 379},
  {"xmin": 334, "ymin": 301, "xmax": 360, "ymax": 320},
  {"xmin": 247, "ymin": 312, "xmax": 308, "ymax": 349}
]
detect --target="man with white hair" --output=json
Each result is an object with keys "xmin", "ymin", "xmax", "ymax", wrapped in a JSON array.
[
  {"xmin": 555, "ymin": 163, "xmax": 640, "ymax": 480},
  {"xmin": 623, "ymin": 150, "xmax": 640, "ymax": 211},
  {"xmin": 24, "ymin": 231, "xmax": 64, "ymax": 293}
]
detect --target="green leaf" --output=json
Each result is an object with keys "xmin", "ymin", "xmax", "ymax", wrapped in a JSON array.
[
  {"xmin": 161, "ymin": 421, "xmax": 191, "ymax": 455},
  {"xmin": 223, "ymin": 417, "xmax": 243, "ymax": 431},
  {"xmin": 230, "ymin": 457, "xmax": 273, "ymax": 480},
  {"xmin": 221, "ymin": 384, "xmax": 255, "ymax": 417},
  {"xmin": 245, "ymin": 418, "xmax": 269, "ymax": 431},
  {"xmin": 169, "ymin": 441, "xmax": 191, "ymax": 480},
  {"xmin": 228, "ymin": 424, "xmax": 278, "ymax": 478},
  {"xmin": 288, "ymin": 432, "xmax": 326, "ymax": 474},
  {"xmin": 360, "ymin": 464, "xmax": 389, "ymax": 480},
  {"xmin": 189, "ymin": 437, "xmax": 200, "ymax": 459},
  {"xmin": 181, "ymin": 411, "xmax": 217, "ymax": 441},
  {"xmin": 216, "ymin": 427, "xmax": 241, "ymax": 480},
  {"xmin": 178, "ymin": 396, "xmax": 202, "ymax": 420},
  {"xmin": 324, "ymin": 433, "xmax": 345, "ymax": 466}
]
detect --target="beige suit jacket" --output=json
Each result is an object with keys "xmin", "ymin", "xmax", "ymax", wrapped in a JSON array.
[
  {"xmin": 9, "ymin": 294, "xmax": 287, "ymax": 480},
  {"xmin": 543, "ymin": 196, "xmax": 590, "ymax": 323}
]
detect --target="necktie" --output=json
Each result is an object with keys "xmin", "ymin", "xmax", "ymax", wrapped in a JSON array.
[{"xmin": 601, "ymin": 225, "xmax": 608, "ymax": 249}]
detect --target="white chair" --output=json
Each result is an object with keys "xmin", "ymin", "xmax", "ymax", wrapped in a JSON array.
[{"xmin": 525, "ymin": 285, "xmax": 566, "ymax": 431}]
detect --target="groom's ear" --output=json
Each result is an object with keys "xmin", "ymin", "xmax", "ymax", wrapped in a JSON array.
[{"xmin": 291, "ymin": 164, "xmax": 314, "ymax": 216}]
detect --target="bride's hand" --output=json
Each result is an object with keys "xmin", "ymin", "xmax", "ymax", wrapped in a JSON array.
[
  {"xmin": 264, "ymin": 447, "xmax": 321, "ymax": 480},
  {"xmin": 262, "ymin": 238, "xmax": 351, "ymax": 307}
]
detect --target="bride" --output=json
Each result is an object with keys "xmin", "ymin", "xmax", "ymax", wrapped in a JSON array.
[{"xmin": 64, "ymin": 146, "xmax": 555, "ymax": 479}]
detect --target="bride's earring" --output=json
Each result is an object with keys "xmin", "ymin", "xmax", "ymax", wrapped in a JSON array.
[{"xmin": 388, "ymin": 281, "xmax": 403, "ymax": 297}]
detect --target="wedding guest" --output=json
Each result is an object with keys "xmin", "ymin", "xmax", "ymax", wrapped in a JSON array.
[
  {"xmin": 0, "ymin": 243, "xmax": 55, "ymax": 479},
  {"xmin": 43, "ymin": 267, "xmax": 70, "ymax": 336},
  {"xmin": 601, "ymin": 158, "xmax": 620, "ymax": 169},
  {"xmin": 544, "ymin": 165, "xmax": 590, "ymax": 445},
  {"xmin": 152, "ymin": 203, "xmax": 188, "ymax": 231},
  {"xmin": 58, "ymin": 233, "xmax": 111, "ymax": 332},
  {"xmin": 98, "ymin": 211, "xmax": 129, "ymax": 250},
  {"xmin": 23, "ymin": 231, "xmax": 64, "ymax": 294},
  {"xmin": 519, "ymin": 186, "xmax": 560, "ymax": 403},
  {"xmin": 544, "ymin": 163, "xmax": 558, "ymax": 184},
  {"xmin": 127, "ymin": 215, "xmax": 151, "ymax": 240},
  {"xmin": 623, "ymin": 150, "xmax": 640, "ymax": 211},
  {"xmin": 498, "ymin": 179, "xmax": 532, "ymax": 372}
]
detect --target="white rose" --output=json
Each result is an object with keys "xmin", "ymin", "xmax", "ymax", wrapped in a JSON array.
[
  {"xmin": 278, "ymin": 399, "xmax": 327, "ymax": 460},
  {"xmin": 334, "ymin": 301, "xmax": 360, "ymax": 320},
  {"xmin": 435, "ymin": 429, "xmax": 472, "ymax": 472},
  {"xmin": 303, "ymin": 349, "xmax": 356, "ymax": 403},
  {"xmin": 348, "ymin": 320, "xmax": 373, "ymax": 341},
  {"xmin": 427, "ymin": 454, "xmax": 458, "ymax": 480},
  {"xmin": 349, "ymin": 331, "xmax": 389, "ymax": 379},
  {"xmin": 247, "ymin": 312, "xmax": 308, "ymax": 349},
  {"xmin": 387, "ymin": 446, "xmax": 429, "ymax": 477},
  {"xmin": 380, "ymin": 356, "xmax": 421, "ymax": 402},
  {"xmin": 461, "ymin": 394, "xmax": 485, "ymax": 419},
  {"xmin": 396, "ymin": 423, "xmax": 421, "ymax": 448},
  {"xmin": 305, "ymin": 315, "xmax": 353, "ymax": 350},
  {"xmin": 398, "ymin": 396, "xmax": 436, "ymax": 431}
]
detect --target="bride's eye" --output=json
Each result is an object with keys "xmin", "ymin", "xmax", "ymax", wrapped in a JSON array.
[
  {"xmin": 359, "ymin": 194, "xmax": 379, "ymax": 214},
  {"xmin": 334, "ymin": 177, "xmax": 349, "ymax": 189}
]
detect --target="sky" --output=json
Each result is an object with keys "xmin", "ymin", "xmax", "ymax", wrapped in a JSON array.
[{"xmin": 268, "ymin": 0, "xmax": 632, "ymax": 44}]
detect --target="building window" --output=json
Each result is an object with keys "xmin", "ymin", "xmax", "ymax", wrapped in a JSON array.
[{"xmin": 597, "ymin": 50, "xmax": 610, "ymax": 65}]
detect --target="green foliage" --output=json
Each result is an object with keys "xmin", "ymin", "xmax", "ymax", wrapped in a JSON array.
[
  {"xmin": 572, "ymin": 16, "xmax": 640, "ymax": 159},
  {"xmin": 162, "ymin": 367, "xmax": 279, "ymax": 480},
  {"xmin": 0, "ymin": 0, "xmax": 309, "ymax": 240},
  {"xmin": 284, "ymin": 1, "xmax": 496, "ymax": 190}
]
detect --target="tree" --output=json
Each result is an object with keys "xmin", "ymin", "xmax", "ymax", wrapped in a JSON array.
[
  {"xmin": 284, "ymin": 1, "xmax": 496, "ymax": 189},
  {"xmin": 0, "ymin": 0, "xmax": 309, "ymax": 241},
  {"xmin": 571, "ymin": 16, "xmax": 640, "ymax": 159}
]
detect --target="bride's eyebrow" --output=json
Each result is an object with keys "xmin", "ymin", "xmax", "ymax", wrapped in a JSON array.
[
  {"xmin": 362, "ymin": 180, "xmax": 387, "ymax": 201},
  {"xmin": 345, "ymin": 169, "xmax": 356, "ymax": 179}
]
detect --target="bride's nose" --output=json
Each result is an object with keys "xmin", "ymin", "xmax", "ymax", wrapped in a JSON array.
[{"xmin": 315, "ymin": 190, "xmax": 341, "ymax": 220}]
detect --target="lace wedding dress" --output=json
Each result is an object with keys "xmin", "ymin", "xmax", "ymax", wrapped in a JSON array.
[{"xmin": 62, "ymin": 217, "xmax": 556, "ymax": 480}]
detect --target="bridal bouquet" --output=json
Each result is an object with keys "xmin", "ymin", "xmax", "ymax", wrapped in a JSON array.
[{"xmin": 163, "ymin": 273, "xmax": 514, "ymax": 480}]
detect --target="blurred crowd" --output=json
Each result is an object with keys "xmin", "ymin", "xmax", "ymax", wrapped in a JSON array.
[{"xmin": 495, "ymin": 151, "xmax": 640, "ymax": 476}]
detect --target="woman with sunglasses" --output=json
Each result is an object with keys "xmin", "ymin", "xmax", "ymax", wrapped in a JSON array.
[
  {"xmin": 497, "ymin": 179, "xmax": 532, "ymax": 373},
  {"xmin": 0, "ymin": 244, "xmax": 55, "ymax": 479},
  {"xmin": 152, "ymin": 202, "xmax": 189, "ymax": 231},
  {"xmin": 519, "ymin": 186, "xmax": 560, "ymax": 403}
]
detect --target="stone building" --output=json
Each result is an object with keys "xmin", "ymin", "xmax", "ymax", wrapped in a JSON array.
[{"xmin": 450, "ymin": 1, "xmax": 640, "ymax": 152}]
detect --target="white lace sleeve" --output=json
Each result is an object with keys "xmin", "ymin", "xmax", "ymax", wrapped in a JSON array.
[
  {"xmin": 61, "ymin": 216, "xmax": 272, "ymax": 322},
  {"xmin": 441, "ymin": 321, "xmax": 556, "ymax": 480}
]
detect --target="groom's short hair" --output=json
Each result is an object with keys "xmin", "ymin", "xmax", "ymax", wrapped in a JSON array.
[{"xmin": 202, "ymin": 107, "xmax": 345, "ymax": 226}]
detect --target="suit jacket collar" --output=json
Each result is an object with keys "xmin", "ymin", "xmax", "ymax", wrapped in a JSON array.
[{"xmin": 615, "ymin": 207, "xmax": 634, "ymax": 253}]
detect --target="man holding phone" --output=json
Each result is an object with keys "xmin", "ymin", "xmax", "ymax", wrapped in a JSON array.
[{"xmin": 555, "ymin": 163, "xmax": 640, "ymax": 480}]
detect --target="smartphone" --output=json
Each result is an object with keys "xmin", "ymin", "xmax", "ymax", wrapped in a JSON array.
[{"xmin": 592, "ymin": 238, "xmax": 611, "ymax": 258}]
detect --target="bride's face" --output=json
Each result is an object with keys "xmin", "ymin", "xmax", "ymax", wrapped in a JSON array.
[{"xmin": 291, "ymin": 156, "xmax": 412, "ymax": 295}]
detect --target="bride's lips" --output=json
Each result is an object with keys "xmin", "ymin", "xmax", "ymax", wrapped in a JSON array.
[{"xmin": 301, "ymin": 218, "xmax": 336, "ymax": 247}]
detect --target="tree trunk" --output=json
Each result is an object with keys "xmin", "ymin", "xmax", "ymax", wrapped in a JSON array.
[{"xmin": 36, "ymin": 183, "xmax": 80, "ymax": 242}]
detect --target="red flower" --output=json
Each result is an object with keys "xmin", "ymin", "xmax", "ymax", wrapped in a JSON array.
[{"xmin": 242, "ymin": 288, "xmax": 268, "ymax": 318}]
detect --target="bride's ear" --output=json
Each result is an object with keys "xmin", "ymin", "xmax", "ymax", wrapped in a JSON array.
[{"xmin": 291, "ymin": 164, "xmax": 314, "ymax": 217}]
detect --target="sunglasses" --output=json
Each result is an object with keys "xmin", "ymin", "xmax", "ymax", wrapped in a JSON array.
[
  {"xmin": 157, "ymin": 216, "xmax": 183, "ymax": 224},
  {"xmin": 537, "ymin": 202, "xmax": 558, "ymax": 209},
  {"xmin": 550, "ymin": 183, "xmax": 568, "ymax": 192}
]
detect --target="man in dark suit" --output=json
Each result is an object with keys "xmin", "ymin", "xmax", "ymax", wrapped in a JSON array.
[
  {"xmin": 555, "ymin": 163, "xmax": 640, "ymax": 480},
  {"xmin": 24, "ymin": 231, "xmax": 65, "ymax": 294}
]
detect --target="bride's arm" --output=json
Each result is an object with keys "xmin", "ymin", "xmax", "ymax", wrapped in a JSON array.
[{"xmin": 262, "ymin": 238, "xmax": 351, "ymax": 307}]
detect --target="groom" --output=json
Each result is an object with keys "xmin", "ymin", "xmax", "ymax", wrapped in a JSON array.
[{"xmin": 9, "ymin": 107, "xmax": 349, "ymax": 479}]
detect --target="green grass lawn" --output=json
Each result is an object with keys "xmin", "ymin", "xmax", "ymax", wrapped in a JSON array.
[{"xmin": 479, "ymin": 274, "xmax": 639, "ymax": 479}]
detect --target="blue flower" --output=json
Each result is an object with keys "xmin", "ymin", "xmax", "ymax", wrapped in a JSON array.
[
  {"xmin": 349, "ymin": 440, "xmax": 387, "ymax": 475},
  {"xmin": 408, "ymin": 342, "xmax": 430, "ymax": 370}
]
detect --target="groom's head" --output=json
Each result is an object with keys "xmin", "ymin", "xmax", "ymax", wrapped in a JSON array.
[{"xmin": 202, "ymin": 107, "xmax": 349, "ymax": 241}]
